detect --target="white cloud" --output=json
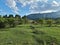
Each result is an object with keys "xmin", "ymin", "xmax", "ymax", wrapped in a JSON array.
[
  {"xmin": 6, "ymin": 0, "xmax": 19, "ymax": 14},
  {"xmin": 39, "ymin": 0, "xmax": 48, "ymax": 2},
  {"xmin": 52, "ymin": 1, "xmax": 60, "ymax": 6},
  {"xmin": 29, "ymin": 2, "xmax": 38, "ymax": 9},
  {"xmin": 26, "ymin": 10, "xmax": 58, "ymax": 15},
  {"xmin": 29, "ymin": 0, "xmax": 60, "ymax": 14},
  {"xmin": 17, "ymin": 0, "xmax": 35, "ymax": 7},
  {"xmin": 16, "ymin": 0, "xmax": 48, "ymax": 7},
  {"xmin": 40, "ymin": 10, "xmax": 57, "ymax": 13},
  {"xmin": 5, "ymin": 0, "xmax": 60, "ymax": 15}
]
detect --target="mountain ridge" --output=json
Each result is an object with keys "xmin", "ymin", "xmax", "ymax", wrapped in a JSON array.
[{"xmin": 27, "ymin": 11, "xmax": 60, "ymax": 20}]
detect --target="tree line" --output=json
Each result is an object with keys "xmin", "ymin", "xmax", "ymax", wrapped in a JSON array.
[
  {"xmin": 0, "ymin": 14, "xmax": 29, "ymax": 28},
  {"xmin": 0, "ymin": 14, "xmax": 60, "ymax": 28}
]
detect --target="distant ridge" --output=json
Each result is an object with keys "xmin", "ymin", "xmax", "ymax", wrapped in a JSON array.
[{"xmin": 27, "ymin": 11, "xmax": 60, "ymax": 20}]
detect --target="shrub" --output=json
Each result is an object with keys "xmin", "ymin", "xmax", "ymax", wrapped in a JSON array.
[
  {"xmin": 7, "ymin": 18, "xmax": 16, "ymax": 27},
  {"xmin": 0, "ymin": 18, "xmax": 6, "ymax": 28}
]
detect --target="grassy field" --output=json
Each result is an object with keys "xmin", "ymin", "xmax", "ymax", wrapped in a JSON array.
[{"xmin": 0, "ymin": 24, "xmax": 60, "ymax": 45}]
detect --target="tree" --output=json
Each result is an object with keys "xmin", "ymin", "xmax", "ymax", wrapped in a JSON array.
[
  {"xmin": 8, "ymin": 14, "xmax": 14, "ymax": 18},
  {"xmin": 37, "ymin": 19, "xmax": 44, "ymax": 26},
  {"xmin": 7, "ymin": 18, "xmax": 16, "ymax": 27},
  {"xmin": 15, "ymin": 14, "xmax": 22, "ymax": 24},
  {"xmin": 46, "ymin": 20, "xmax": 53, "ymax": 27},
  {"xmin": 0, "ymin": 17, "xmax": 6, "ymax": 28},
  {"xmin": 55, "ymin": 19, "xmax": 60, "ymax": 27},
  {"xmin": 22, "ymin": 15, "xmax": 29, "ymax": 24},
  {"xmin": 15, "ymin": 14, "xmax": 21, "ymax": 18},
  {"xmin": 0, "ymin": 15, "xmax": 2, "ymax": 18},
  {"xmin": 3, "ymin": 15, "xmax": 8, "ymax": 18}
]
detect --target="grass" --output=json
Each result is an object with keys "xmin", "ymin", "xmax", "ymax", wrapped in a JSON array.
[{"xmin": 0, "ymin": 24, "xmax": 60, "ymax": 45}]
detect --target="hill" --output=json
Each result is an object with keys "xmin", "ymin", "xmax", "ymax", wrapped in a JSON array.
[{"xmin": 27, "ymin": 11, "xmax": 60, "ymax": 20}]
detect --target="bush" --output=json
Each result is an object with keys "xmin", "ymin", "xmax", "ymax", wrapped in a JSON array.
[
  {"xmin": 7, "ymin": 18, "xmax": 16, "ymax": 27},
  {"xmin": 0, "ymin": 18, "xmax": 6, "ymax": 28},
  {"xmin": 46, "ymin": 20, "xmax": 53, "ymax": 27}
]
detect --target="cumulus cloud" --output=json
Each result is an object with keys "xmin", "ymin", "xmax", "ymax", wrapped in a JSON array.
[
  {"xmin": 52, "ymin": 1, "xmax": 60, "ymax": 6},
  {"xmin": 26, "ymin": 10, "xmax": 58, "ymax": 15},
  {"xmin": 40, "ymin": 10, "xmax": 58, "ymax": 13},
  {"xmin": 16, "ymin": 0, "xmax": 38, "ymax": 7},
  {"xmin": 6, "ymin": 0, "xmax": 19, "ymax": 14},
  {"xmin": 28, "ymin": 0, "xmax": 60, "ymax": 14},
  {"xmin": 5, "ymin": 0, "xmax": 60, "ymax": 14},
  {"xmin": 39, "ymin": 0, "xmax": 48, "ymax": 2},
  {"xmin": 16, "ymin": 0, "xmax": 48, "ymax": 7}
]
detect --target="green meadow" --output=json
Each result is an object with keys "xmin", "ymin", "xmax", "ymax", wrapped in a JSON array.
[{"xmin": 0, "ymin": 24, "xmax": 60, "ymax": 45}]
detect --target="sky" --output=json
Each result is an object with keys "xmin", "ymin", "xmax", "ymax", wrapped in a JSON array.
[{"xmin": 0, "ymin": 0, "xmax": 60, "ymax": 16}]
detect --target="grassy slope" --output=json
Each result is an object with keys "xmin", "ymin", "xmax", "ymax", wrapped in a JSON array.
[{"xmin": 0, "ymin": 24, "xmax": 60, "ymax": 45}]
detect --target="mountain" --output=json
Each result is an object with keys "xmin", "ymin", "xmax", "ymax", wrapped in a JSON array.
[{"xmin": 27, "ymin": 11, "xmax": 60, "ymax": 20}]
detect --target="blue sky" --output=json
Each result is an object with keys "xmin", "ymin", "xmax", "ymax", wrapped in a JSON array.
[{"xmin": 0, "ymin": 0, "xmax": 60, "ymax": 16}]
